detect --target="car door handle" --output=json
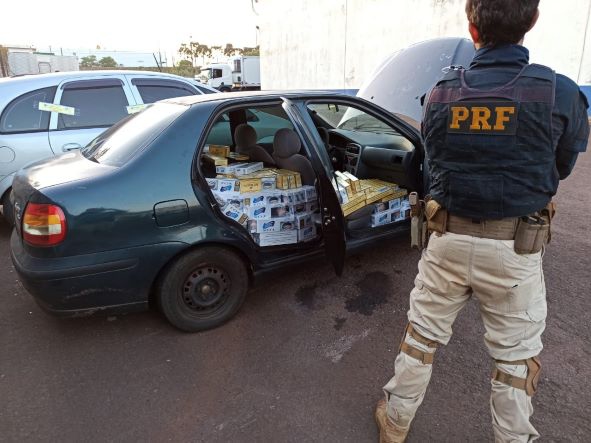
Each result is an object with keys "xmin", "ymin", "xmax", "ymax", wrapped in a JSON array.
[{"xmin": 62, "ymin": 143, "xmax": 82, "ymax": 152}]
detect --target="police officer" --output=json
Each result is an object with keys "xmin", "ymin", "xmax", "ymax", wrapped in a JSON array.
[{"xmin": 375, "ymin": 1, "xmax": 589, "ymax": 441}]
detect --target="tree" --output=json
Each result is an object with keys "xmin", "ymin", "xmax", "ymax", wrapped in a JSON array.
[
  {"xmin": 242, "ymin": 46, "xmax": 260, "ymax": 56},
  {"xmin": 223, "ymin": 43, "xmax": 243, "ymax": 57},
  {"xmin": 98, "ymin": 56, "xmax": 118, "ymax": 68},
  {"xmin": 80, "ymin": 55, "xmax": 98, "ymax": 68},
  {"xmin": 172, "ymin": 59, "xmax": 195, "ymax": 78},
  {"xmin": 178, "ymin": 41, "xmax": 212, "ymax": 66}
]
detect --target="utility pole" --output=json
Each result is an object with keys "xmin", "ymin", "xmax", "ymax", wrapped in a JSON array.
[{"xmin": 577, "ymin": 0, "xmax": 591, "ymax": 83}]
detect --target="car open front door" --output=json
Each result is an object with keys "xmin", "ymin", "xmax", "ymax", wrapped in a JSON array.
[{"xmin": 281, "ymin": 98, "xmax": 346, "ymax": 276}]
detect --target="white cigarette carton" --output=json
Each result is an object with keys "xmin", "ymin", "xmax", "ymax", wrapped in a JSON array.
[
  {"xmin": 298, "ymin": 224, "xmax": 317, "ymax": 242},
  {"xmin": 216, "ymin": 163, "xmax": 248, "ymax": 175},
  {"xmin": 235, "ymin": 162, "xmax": 264, "ymax": 176},
  {"xmin": 221, "ymin": 204, "xmax": 248, "ymax": 225},
  {"xmin": 301, "ymin": 185, "xmax": 317, "ymax": 202},
  {"xmin": 246, "ymin": 204, "xmax": 294, "ymax": 220},
  {"xmin": 371, "ymin": 211, "xmax": 393, "ymax": 227},
  {"xmin": 248, "ymin": 219, "xmax": 296, "ymax": 233},
  {"xmin": 242, "ymin": 193, "xmax": 267, "ymax": 207},
  {"xmin": 254, "ymin": 230, "xmax": 298, "ymax": 246},
  {"xmin": 295, "ymin": 213, "xmax": 313, "ymax": 229}
]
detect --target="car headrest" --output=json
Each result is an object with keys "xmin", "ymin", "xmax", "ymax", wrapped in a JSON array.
[
  {"xmin": 235, "ymin": 124, "xmax": 257, "ymax": 147},
  {"xmin": 273, "ymin": 128, "xmax": 301, "ymax": 159}
]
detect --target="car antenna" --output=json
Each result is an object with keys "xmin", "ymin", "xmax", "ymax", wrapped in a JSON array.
[{"xmin": 153, "ymin": 53, "xmax": 162, "ymax": 72}]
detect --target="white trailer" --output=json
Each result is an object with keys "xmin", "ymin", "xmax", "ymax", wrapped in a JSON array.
[
  {"xmin": 205, "ymin": 55, "xmax": 261, "ymax": 92},
  {"xmin": 0, "ymin": 48, "xmax": 79, "ymax": 77},
  {"xmin": 230, "ymin": 55, "xmax": 260, "ymax": 90}
]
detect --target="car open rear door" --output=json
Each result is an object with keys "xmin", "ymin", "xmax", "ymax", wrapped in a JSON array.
[{"xmin": 281, "ymin": 98, "xmax": 346, "ymax": 275}]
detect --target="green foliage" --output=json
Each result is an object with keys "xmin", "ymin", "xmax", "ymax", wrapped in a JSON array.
[
  {"xmin": 80, "ymin": 55, "xmax": 98, "ymax": 67},
  {"xmin": 242, "ymin": 46, "xmax": 260, "ymax": 56},
  {"xmin": 223, "ymin": 43, "xmax": 243, "ymax": 57},
  {"xmin": 172, "ymin": 59, "xmax": 195, "ymax": 78},
  {"xmin": 98, "ymin": 56, "xmax": 118, "ymax": 68},
  {"xmin": 178, "ymin": 41, "xmax": 212, "ymax": 66}
]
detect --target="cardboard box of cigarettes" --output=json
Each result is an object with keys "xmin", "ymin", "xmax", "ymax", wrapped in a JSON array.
[
  {"xmin": 221, "ymin": 204, "xmax": 248, "ymax": 225},
  {"xmin": 235, "ymin": 162, "xmax": 264, "ymax": 176},
  {"xmin": 248, "ymin": 219, "xmax": 296, "ymax": 233},
  {"xmin": 298, "ymin": 224, "xmax": 317, "ymax": 242},
  {"xmin": 216, "ymin": 163, "xmax": 249, "ymax": 175},
  {"xmin": 301, "ymin": 185, "xmax": 317, "ymax": 201},
  {"xmin": 246, "ymin": 204, "xmax": 293, "ymax": 220},
  {"xmin": 275, "ymin": 169, "xmax": 302, "ymax": 189},
  {"xmin": 208, "ymin": 178, "xmax": 240, "ymax": 193},
  {"xmin": 374, "ymin": 197, "xmax": 401, "ymax": 213},
  {"xmin": 253, "ymin": 231, "xmax": 298, "ymax": 247},
  {"xmin": 341, "ymin": 192, "xmax": 367, "ymax": 216},
  {"xmin": 371, "ymin": 211, "xmax": 392, "ymax": 226},
  {"xmin": 227, "ymin": 152, "xmax": 249, "ymax": 161},
  {"xmin": 203, "ymin": 153, "xmax": 229, "ymax": 166},
  {"xmin": 208, "ymin": 145, "xmax": 231, "ymax": 157},
  {"xmin": 238, "ymin": 178, "xmax": 262, "ymax": 194},
  {"xmin": 295, "ymin": 213, "xmax": 313, "ymax": 229}
]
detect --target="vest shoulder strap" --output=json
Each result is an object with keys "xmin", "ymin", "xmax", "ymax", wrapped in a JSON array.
[{"xmin": 518, "ymin": 63, "xmax": 555, "ymax": 82}]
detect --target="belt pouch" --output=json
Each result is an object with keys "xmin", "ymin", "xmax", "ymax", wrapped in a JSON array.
[
  {"xmin": 514, "ymin": 217, "xmax": 549, "ymax": 254},
  {"xmin": 425, "ymin": 199, "xmax": 447, "ymax": 235}
]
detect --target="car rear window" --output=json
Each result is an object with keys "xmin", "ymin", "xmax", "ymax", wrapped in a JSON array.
[
  {"xmin": 0, "ymin": 86, "xmax": 57, "ymax": 134},
  {"xmin": 82, "ymin": 103, "xmax": 185, "ymax": 166}
]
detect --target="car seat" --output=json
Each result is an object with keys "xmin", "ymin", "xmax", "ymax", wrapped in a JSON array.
[
  {"xmin": 234, "ymin": 124, "xmax": 275, "ymax": 165},
  {"xmin": 272, "ymin": 128, "xmax": 316, "ymax": 186}
]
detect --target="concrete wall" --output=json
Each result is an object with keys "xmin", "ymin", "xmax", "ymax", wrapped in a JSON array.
[{"xmin": 257, "ymin": 0, "xmax": 591, "ymax": 89}]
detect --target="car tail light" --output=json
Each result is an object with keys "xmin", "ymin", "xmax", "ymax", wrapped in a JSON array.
[{"xmin": 22, "ymin": 203, "xmax": 67, "ymax": 246}]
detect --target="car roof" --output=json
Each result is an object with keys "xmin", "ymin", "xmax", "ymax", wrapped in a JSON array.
[
  {"xmin": 164, "ymin": 89, "xmax": 344, "ymax": 106},
  {"xmin": 0, "ymin": 70, "xmax": 205, "ymax": 106}
]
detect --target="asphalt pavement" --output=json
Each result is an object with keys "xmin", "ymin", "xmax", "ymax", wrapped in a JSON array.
[{"xmin": 1, "ymin": 153, "xmax": 590, "ymax": 442}]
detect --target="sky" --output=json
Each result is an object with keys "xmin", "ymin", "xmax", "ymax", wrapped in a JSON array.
[{"xmin": 0, "ymin": 0, "xmax": 259, "ymax": 57}]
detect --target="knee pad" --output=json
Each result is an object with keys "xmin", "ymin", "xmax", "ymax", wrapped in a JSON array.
[
  {"xmin": 399, "ymin": 323, "xmax": 439, "ymax": 365},
  {"xmin": 492, "ymin": 357, "xmax": 541, "ymax": 396}
]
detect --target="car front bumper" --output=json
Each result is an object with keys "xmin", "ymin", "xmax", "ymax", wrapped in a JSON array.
[{"xmin": 10, "ymin": 230, "xmax": 187, "ymax": 316}]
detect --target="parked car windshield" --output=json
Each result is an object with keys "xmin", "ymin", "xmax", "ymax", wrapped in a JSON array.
[{"xmin": 82, "ymin": 103, "xmax": 186, "ymax": 166}]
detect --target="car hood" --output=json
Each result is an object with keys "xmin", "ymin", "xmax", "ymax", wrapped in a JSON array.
[{"xmin": 357, "ymin": 37, "xmax": 476, "ymax": 126}]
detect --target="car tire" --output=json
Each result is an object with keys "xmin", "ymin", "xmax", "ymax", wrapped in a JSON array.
[
  {"xmin": 219, "ymin": 86, "xmax": 231, "ymax": 93},
  {"xmin": 157, "ymin": 247, "xmax": 249, "ymax": 332},
  {"xmin": 1, "ymin": 190, "xmax": 14, "ymax": 227}
]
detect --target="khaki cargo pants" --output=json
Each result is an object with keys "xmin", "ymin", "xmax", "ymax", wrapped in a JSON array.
[{"xmin": 383, "ymin": 232, "xmax": 546, "ymax": 442}]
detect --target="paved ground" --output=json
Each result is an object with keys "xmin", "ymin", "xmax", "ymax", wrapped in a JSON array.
[{"xmin": 1, "ymin": 152, "xmax": 590, "ymax": 442}]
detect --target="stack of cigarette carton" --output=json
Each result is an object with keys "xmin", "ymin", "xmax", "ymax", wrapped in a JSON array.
[
  {"xmin": 371, "ymin": 195, "xmax": 412, "ymax": 227},
  {"xmin": 207, "ymin": 162, "xmax": 319, "ymax": 246},
  {"xmin": 332, "ymin": 171, "xmax": 411, "ymax": 220},
  {"xmin": 202, "ymin": 144, "xmax": 250, "ymax": 167}
]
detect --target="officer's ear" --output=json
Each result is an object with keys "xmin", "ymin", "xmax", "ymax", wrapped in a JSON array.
[
  {"xmin": 527, "ymin": 9, "xmax": 540, "ymax": 32},
  {"xmin": 468, "ymin": 22, "xmax": 481, "ymax": 47}
]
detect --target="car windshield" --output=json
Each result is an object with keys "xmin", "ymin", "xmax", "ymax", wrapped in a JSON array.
[
  {"xmin": 337, "ymin": 108, "xmax": 397, "ymax": 134},
  {"xmin": 82, "ymin": 103, "xmax": 186, "ymax": 166}
]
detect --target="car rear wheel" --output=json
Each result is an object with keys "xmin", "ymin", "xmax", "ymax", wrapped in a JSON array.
[
  {"xmin": 157, "ymin": 247, "xmax": 249, "ymax": 332},
  {"xmin": 1, "ymin": 190, "xmax": 14, "ymax": 227}
]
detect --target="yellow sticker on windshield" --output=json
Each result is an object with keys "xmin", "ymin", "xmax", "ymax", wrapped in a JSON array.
[
  {"xmin": 126, "ymin": 104, "xmax": 148, "ymax": 114},
  {"xmin": 38, "ymin": 101, "xmax": 76, "ymax": 115}
]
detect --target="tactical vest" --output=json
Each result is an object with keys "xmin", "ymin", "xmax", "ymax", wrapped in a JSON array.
[{"xmin": 423, "ymin": 64, "xmax": 556, "ymax": 219}]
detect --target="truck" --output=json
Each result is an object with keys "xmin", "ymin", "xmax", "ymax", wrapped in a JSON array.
[
  {"xmin": 0, "ymin": 46, "xmax": 79, "ymax": 77},
  {"xmin": 204, "ymin": 55, "xmax": 260, "ymax": 92}
]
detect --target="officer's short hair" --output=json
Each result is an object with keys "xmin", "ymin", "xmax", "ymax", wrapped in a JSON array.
[{"xmin": 465, "ymin": 0, "xmax": 540, "ymax": 46}]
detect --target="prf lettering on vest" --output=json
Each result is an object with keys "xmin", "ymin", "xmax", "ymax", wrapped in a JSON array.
[{"xmin": 447, "ymin": 101, "xmax": 519, "ymax": 135}]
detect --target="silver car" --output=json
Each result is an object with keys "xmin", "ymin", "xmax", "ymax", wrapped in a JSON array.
[{"xmin": 0, "ymin": 70, "xmax": 217, "ymax": 223}]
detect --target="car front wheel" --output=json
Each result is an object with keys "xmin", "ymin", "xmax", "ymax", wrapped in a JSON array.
[{"xmin": 157, "ymin": 247, "xmax": 249, "ymax": 332}]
